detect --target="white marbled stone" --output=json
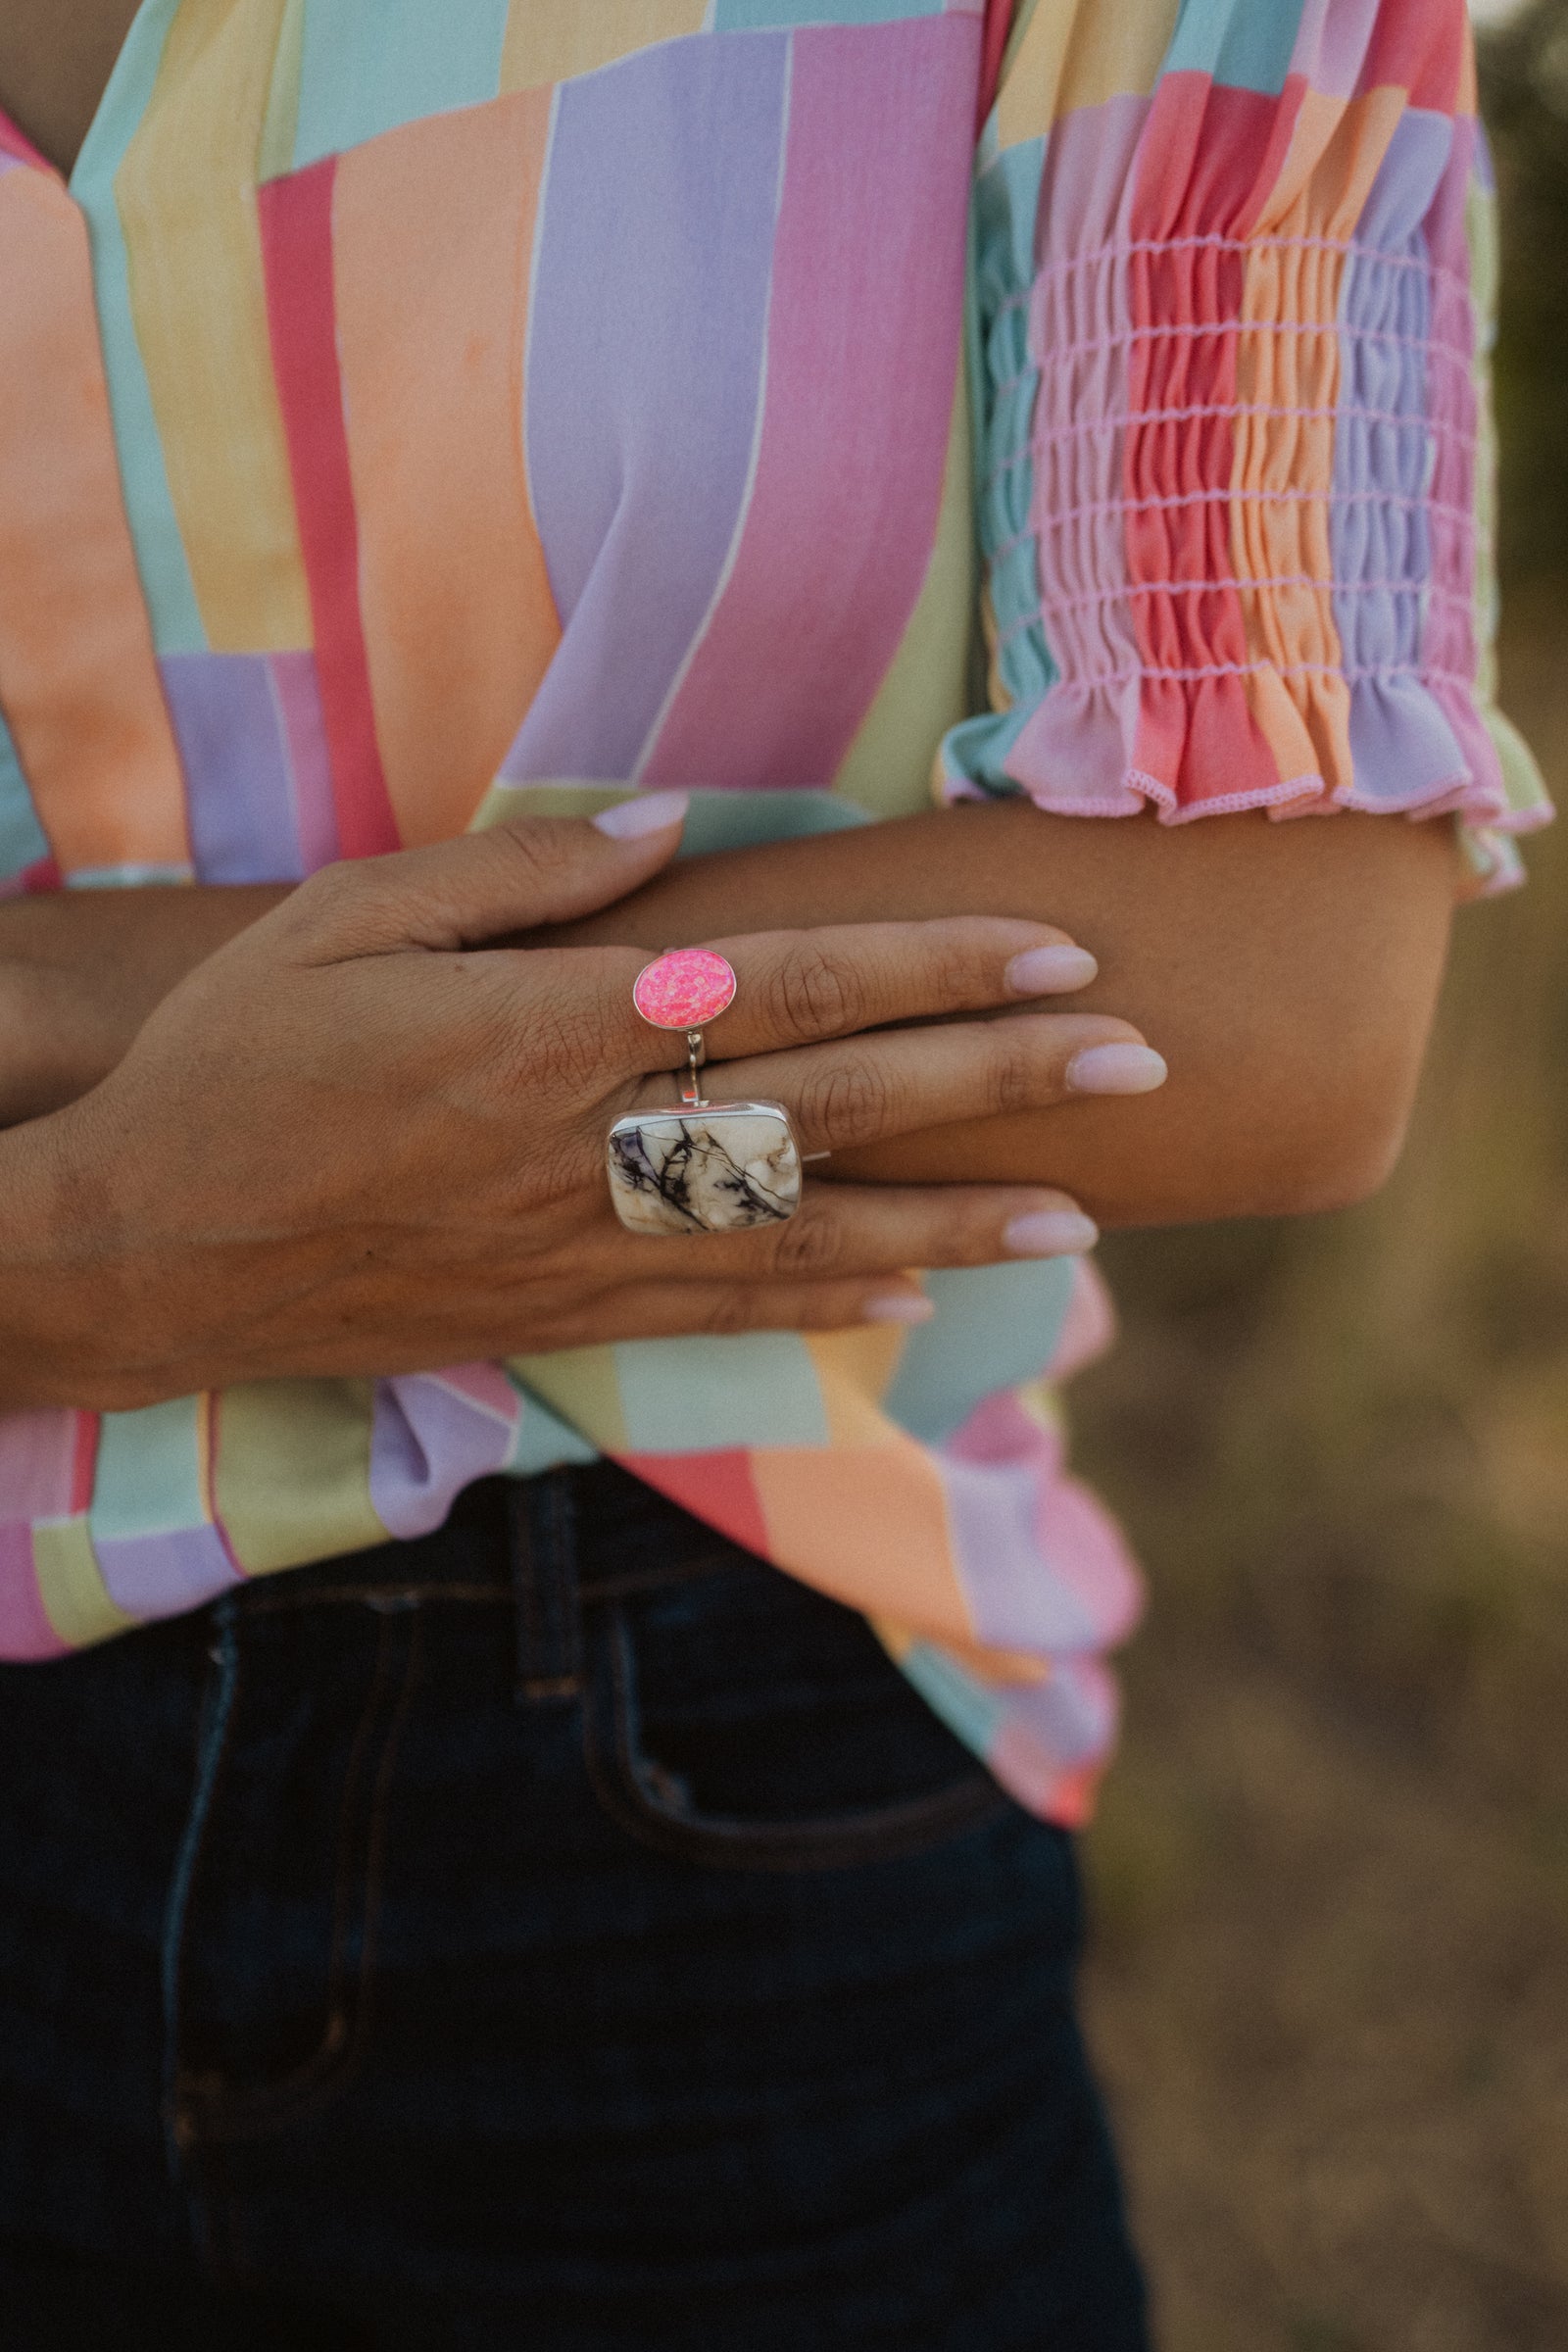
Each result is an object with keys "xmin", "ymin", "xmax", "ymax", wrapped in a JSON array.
[{"xmin": 607, "ymin": 1102, "xmax": 802, "ymax": 1236}]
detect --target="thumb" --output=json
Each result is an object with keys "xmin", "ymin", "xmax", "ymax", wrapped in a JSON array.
[{"xmin": 300, "ymin": 793, "xmax": 690, "ymax": 955}]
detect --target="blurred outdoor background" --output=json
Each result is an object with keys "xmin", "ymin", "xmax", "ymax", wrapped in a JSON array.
[{"xmin": 1075, "ymin": 5, "xmax": 1568, "ymax": 2346}]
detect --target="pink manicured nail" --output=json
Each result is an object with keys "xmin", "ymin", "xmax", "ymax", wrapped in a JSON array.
[
  {"xmin": 862, "ymin": 1293, "xmax": 936, "ymax": 1325},
  {"xmin": 1004, "ymin": 1209, "xmax": 1100, "ymax": 1257},
  {"xmin": 1005, "ymin": 944, "xmax": 1099, "ymax": 996},
  {"xmin": 1066, "ymin": 1043, "xmax": 1168, "ymax": 1096},
  {"xmin": 593, "ymin": 791, "xmax": 690, "ymax": 839}
]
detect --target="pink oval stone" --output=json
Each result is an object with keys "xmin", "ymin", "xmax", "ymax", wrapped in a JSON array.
[{"xmin": 633, "ymin": 948, "xmax": 737, "ymax": 1031}]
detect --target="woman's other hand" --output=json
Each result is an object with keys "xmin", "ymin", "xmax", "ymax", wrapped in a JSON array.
[{"xmin": 0, "ymin": 801, "xmax": 1163, "ymax": 1410}]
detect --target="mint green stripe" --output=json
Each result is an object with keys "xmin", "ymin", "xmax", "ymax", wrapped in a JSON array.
[
  {"xmin": 89, "ymin": 1397, "xmax": 207, "ymax": 1540},
  {"xmin": 893, "ymin": 1641, "xmax": 1004, "ymax": 1760},
  {"xmin": 613, "ymin": 1334, "xmax": 831, "ymax": 1453},
  {"xmin": 476, "ymin": 784, "xmax": 870, "ymax": 857},
  {"xmin": 71, "ymin": 0, "xmax": 206, "ymax": 654},
  {"xmin": 505, "ymin": 1388, "xmax": 599, "ymax": 1476},
  {"xmin": 294, "ymin": 0, "xmax": 512, "ymax": 168},
  {"xmin": 883, "ymin": 1257, "xmax": 1076, "ymax": 1445},
  {"xmin": 0, "ymin": 710, "xmax": 49, "ymax": 876}
]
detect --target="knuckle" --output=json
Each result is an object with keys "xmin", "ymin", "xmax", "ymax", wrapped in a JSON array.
[
  {"xmin": 988, "ymin": 1032, "xmax": 1050, "ymax": 1117},
  {"xmin": 770, "ymin": 1204, "xmax": 848, "ymax": 1279},
  {"xmin": 804, "ymin": 1055, "xmax": 891, "ymax": 1151},
  {"xmin": 700, "ymin": 1288, "xmax": 759, "ymax": 1338},
  {"xmin": 766, "ymin": 944, "xmax": 865, "ymax": 1041},
  {"xmin": 517, "ymin": 997, "xmax": 600, "ymax": 1090},
  {"xmin": 930, "ymin": 931, "xmax": 990, "ymax": 1006},
  {"xmin": 481, "ymin": 820, "xmax": 576, "ymax": 914},
  {"xmin": 289, "ymin": 860, "xmax": 361, "ymax": 933}
]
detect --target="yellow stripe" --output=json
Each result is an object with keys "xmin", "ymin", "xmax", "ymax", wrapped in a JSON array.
[
  {"xmin": 214, "ymin": 1381, "xmax": 384, "ymax": 1574},
  {"xmin": 500, "ymin": 0, "xmax": 706, "ymax": 94},
  {"xmin": 833, "ymin": 359, "xmax": 974, "ymax": 820},
  {"xmin": 511, "ymin": 1348, "xmax": 630, "ymax": 1454},
  {"xmin": 468, "ymin": 782, "xmax": 624, "ymax": 829},
  {"xmin": 996, "ymin": 0, "xmax": 1178, "ymax": 152},
  {"xmin": 34, "ymin": 1520, "xmax": 136, "ymax": 1650},
  {"xmin": 258, "ymin": 0, "xmax": 305, "ymax": 181},
  {"xmin": 116, "ymin": 0, "xmax": 311, "ymax": 651}
]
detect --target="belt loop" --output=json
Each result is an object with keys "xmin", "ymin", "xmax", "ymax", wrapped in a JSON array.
[{"xmin": 508, "ymin": 1470, "xmax": 583, "ymax": 1706}]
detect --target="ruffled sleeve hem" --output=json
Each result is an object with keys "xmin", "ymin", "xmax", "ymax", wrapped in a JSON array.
[{"xmin": 939, "ymin": 669, "xmax": 1552, "ymax": 895}]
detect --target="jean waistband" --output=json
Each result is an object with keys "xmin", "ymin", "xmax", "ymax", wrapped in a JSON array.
[{"xmin": 228, "ymin": 1462, "xmax": 739, "ymax": 1616}]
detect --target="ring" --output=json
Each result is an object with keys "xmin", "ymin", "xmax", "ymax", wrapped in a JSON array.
[{"xmin": 607, "ymin": 949, "xmax": 803, "ymax": 1236}]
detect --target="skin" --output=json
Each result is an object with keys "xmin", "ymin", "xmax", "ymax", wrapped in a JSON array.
[
  {"xmin": 0, "ymin": 0, "xmax": 142, "ymax": 175},
  {"xmin": 0, "ymin": 10, "xmax": 1464, "ymax": 1404},
  {"xmin": 0, "ymin": 813, "xmax": 1154, "ymax": 1411},
  {"xmin": 0, "ymin": 802, "xmax": 1461, "ymax": 1222}
]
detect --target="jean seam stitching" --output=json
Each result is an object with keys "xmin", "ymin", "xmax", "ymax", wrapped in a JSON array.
[
  {"xmin": 161, "ymin": 1603, "xmax": 242, "ymax": 2180},
  {"xmin": 174, "ymin": 1611, "xmax": 424, "ymax": 2147},
  {"xmin": 586, "ymin": 1606, "xmax": 1005, "ymax": 1873}
]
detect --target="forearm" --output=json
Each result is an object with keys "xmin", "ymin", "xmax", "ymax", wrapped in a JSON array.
[
  {"xmin": 0, "ymin": 803, "xmax": 1460, "ymax": 1228},
  {"xmin": 0, "ymin": 884, "xmax": 291, "ymax": 1123},
  {"xmin": 546, "ymin": 802, "xmax": 1462, "ymax": 1226}
]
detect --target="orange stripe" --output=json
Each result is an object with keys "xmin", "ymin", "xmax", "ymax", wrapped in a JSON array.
[
  {"xmin": 332, "ymin": 89, "xmax": 561, "ymax": 846},
  {"xmin": 0, "ymin": 171, "xmax": 189, "ymax": 875}
]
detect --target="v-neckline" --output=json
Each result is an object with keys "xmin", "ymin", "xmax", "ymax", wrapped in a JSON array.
[{"xmin": 0, "ymin": 0, "xmax": 158, "ymax": 196}]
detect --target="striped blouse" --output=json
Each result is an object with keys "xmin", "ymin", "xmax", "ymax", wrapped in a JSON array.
[{"xmin": 0, "ymin": 0, "xmax": 1547, "ymax": 1823}]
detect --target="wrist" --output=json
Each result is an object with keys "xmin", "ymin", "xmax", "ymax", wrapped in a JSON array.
[
  {"xmin": 0, "ymin": 957, "xmax": 136, "ymax": 1125},
  {"xmin": 0, "ymin": 1100, "xmax": 128, "ymax": 1410}
]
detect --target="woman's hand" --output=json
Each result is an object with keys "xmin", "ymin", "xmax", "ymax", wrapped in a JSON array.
[{"xmin": 0, "ymin": 805, "xmax": 1161, "ymax": 1410}]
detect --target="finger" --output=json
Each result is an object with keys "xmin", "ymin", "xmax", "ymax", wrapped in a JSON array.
[
  {"xmin": 510, "ymin": 914, "xmax": 1101, "ymax": 1087},
  {"xmin": 639, "ymin": 1012, "xmax": 1168, "ymax": 1156},
  {"xmin": 581, "ymin": 1275, "xmax": 940, "ymax": 1343},
  {"xmin": 701, "ymin": 917, "xmax": 1101, "ymax": 1056},
  {"xmin": 617, "ymin": 1183, "xmax": 1100, "ymax": 1280},
  {"xmin": 279, "ymin": 799, "xmax": 691, "ymax": 958}
]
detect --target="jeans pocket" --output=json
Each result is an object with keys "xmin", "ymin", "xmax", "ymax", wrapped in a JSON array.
[{"xmin": 580, "ymin": 1551, "xmax": 1004, "ymax": 1872}]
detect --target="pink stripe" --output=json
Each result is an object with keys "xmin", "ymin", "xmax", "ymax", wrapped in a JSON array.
[
  {"xmin": 425, "ymin": 1362, "xmax": 522, "ymax": 1420},
  {"xmin": 258, "ymin": 163, "xmax": 399, "ymax": 860},
  {"xmin": 270, "ymin": 650, "xmax": 341, "ymax": 873},
  {"xmin": 0, "ymin": 1524, "xmax": 69, "ymax": 1659},
  {"xmin": 640, "ymin": 17, "xmax": 975, "ymax": 791},
  {"xmin": 0, "ymin": 1408, "xmax": 91, "ymax": 1518},
  {"xmin": 0, "ymin": 114, "xmax": 51, "ymax": 172}
]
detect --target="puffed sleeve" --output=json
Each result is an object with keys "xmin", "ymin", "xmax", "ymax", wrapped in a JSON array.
[{"xmin": 943, "ymin": 0, "xmax": 1550, "ymax": 890}]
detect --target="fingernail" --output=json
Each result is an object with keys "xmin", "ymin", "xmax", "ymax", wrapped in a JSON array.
[
  {"xmin": 1066, "ymin": 1043, "xmax": 1168, "ymax": 1096},
  {"xmin": 1003, "ymin": 1209, "xmax": 1100, "ymax": 1257},
  {"xmin": 862, "ymin": 1293, "xmax": 936, "ymax": 1325},
  {"xmin": 593, "ymin": 791, "xmax": 690, "ymax": 840},
  {"xmin": 1005, "ymin": 944, "xmax": 1099, "ymax": 996}
]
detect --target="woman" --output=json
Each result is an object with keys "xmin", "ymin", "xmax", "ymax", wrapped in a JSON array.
[{"xmin": 0, "ymin": 0, "xmax": 1546, "ymax": 2344}]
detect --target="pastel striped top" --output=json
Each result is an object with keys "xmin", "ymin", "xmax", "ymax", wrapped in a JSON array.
[{"xmin": 0, "ymin": 0, "xmax": 1547, "ymax": 1823}]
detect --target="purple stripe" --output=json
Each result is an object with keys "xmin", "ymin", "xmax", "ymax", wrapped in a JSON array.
[
  {"xmin": 1288, "ymin": 0, "xmax": 1383, "ymax": 101},
  {"xmin": 1417, "ymin": 114, "xmax": 1502, "ymax": 804},
  {"xmin": 501, "ymin": 34, "xmax": 786, "ymax": 784},
  {"xmin": 641, "ymin": 16, "xmax": 975, "ymax": 789},
  {"xmin": 994, "ymin": 1657, "xmax": 1118, "ymax": 1778},
  {"xmin": 95, "ymin": 1524, "xmax": 242, "ymax": 1619},
  {"xmin": 1334, "ymin": 108, "xmax": 1466, "ymax": 802},
  {"xmin": 368, "ymin": 1376, "xmax": 518, "ymax": 1542},
  {"xmin": 161, "ymin": 653, "xmax": 308, "ymax": 882},
  {"xmin": 940, "ymin": 1456, "xmax": 1108, "ymax": 1652}
]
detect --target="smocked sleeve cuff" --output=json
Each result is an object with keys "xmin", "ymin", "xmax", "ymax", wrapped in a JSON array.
[{"xmin": 945, "ymin": 0, "xmax": 1550, "ymax": 895}]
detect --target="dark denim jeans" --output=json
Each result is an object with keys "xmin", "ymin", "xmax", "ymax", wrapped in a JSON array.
[{"xmin": 0, "ymin": 1463, "xmax": 1150, "ymax": 2350}]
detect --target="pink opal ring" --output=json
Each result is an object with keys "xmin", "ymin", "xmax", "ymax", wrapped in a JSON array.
[
  {"xmin": 632, "ymin": 948, "xmax": 738, "ymax": 1108},
  {"xmin": 608, "ymin": 948, "xmax": 802, "ymax": 1237}
]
